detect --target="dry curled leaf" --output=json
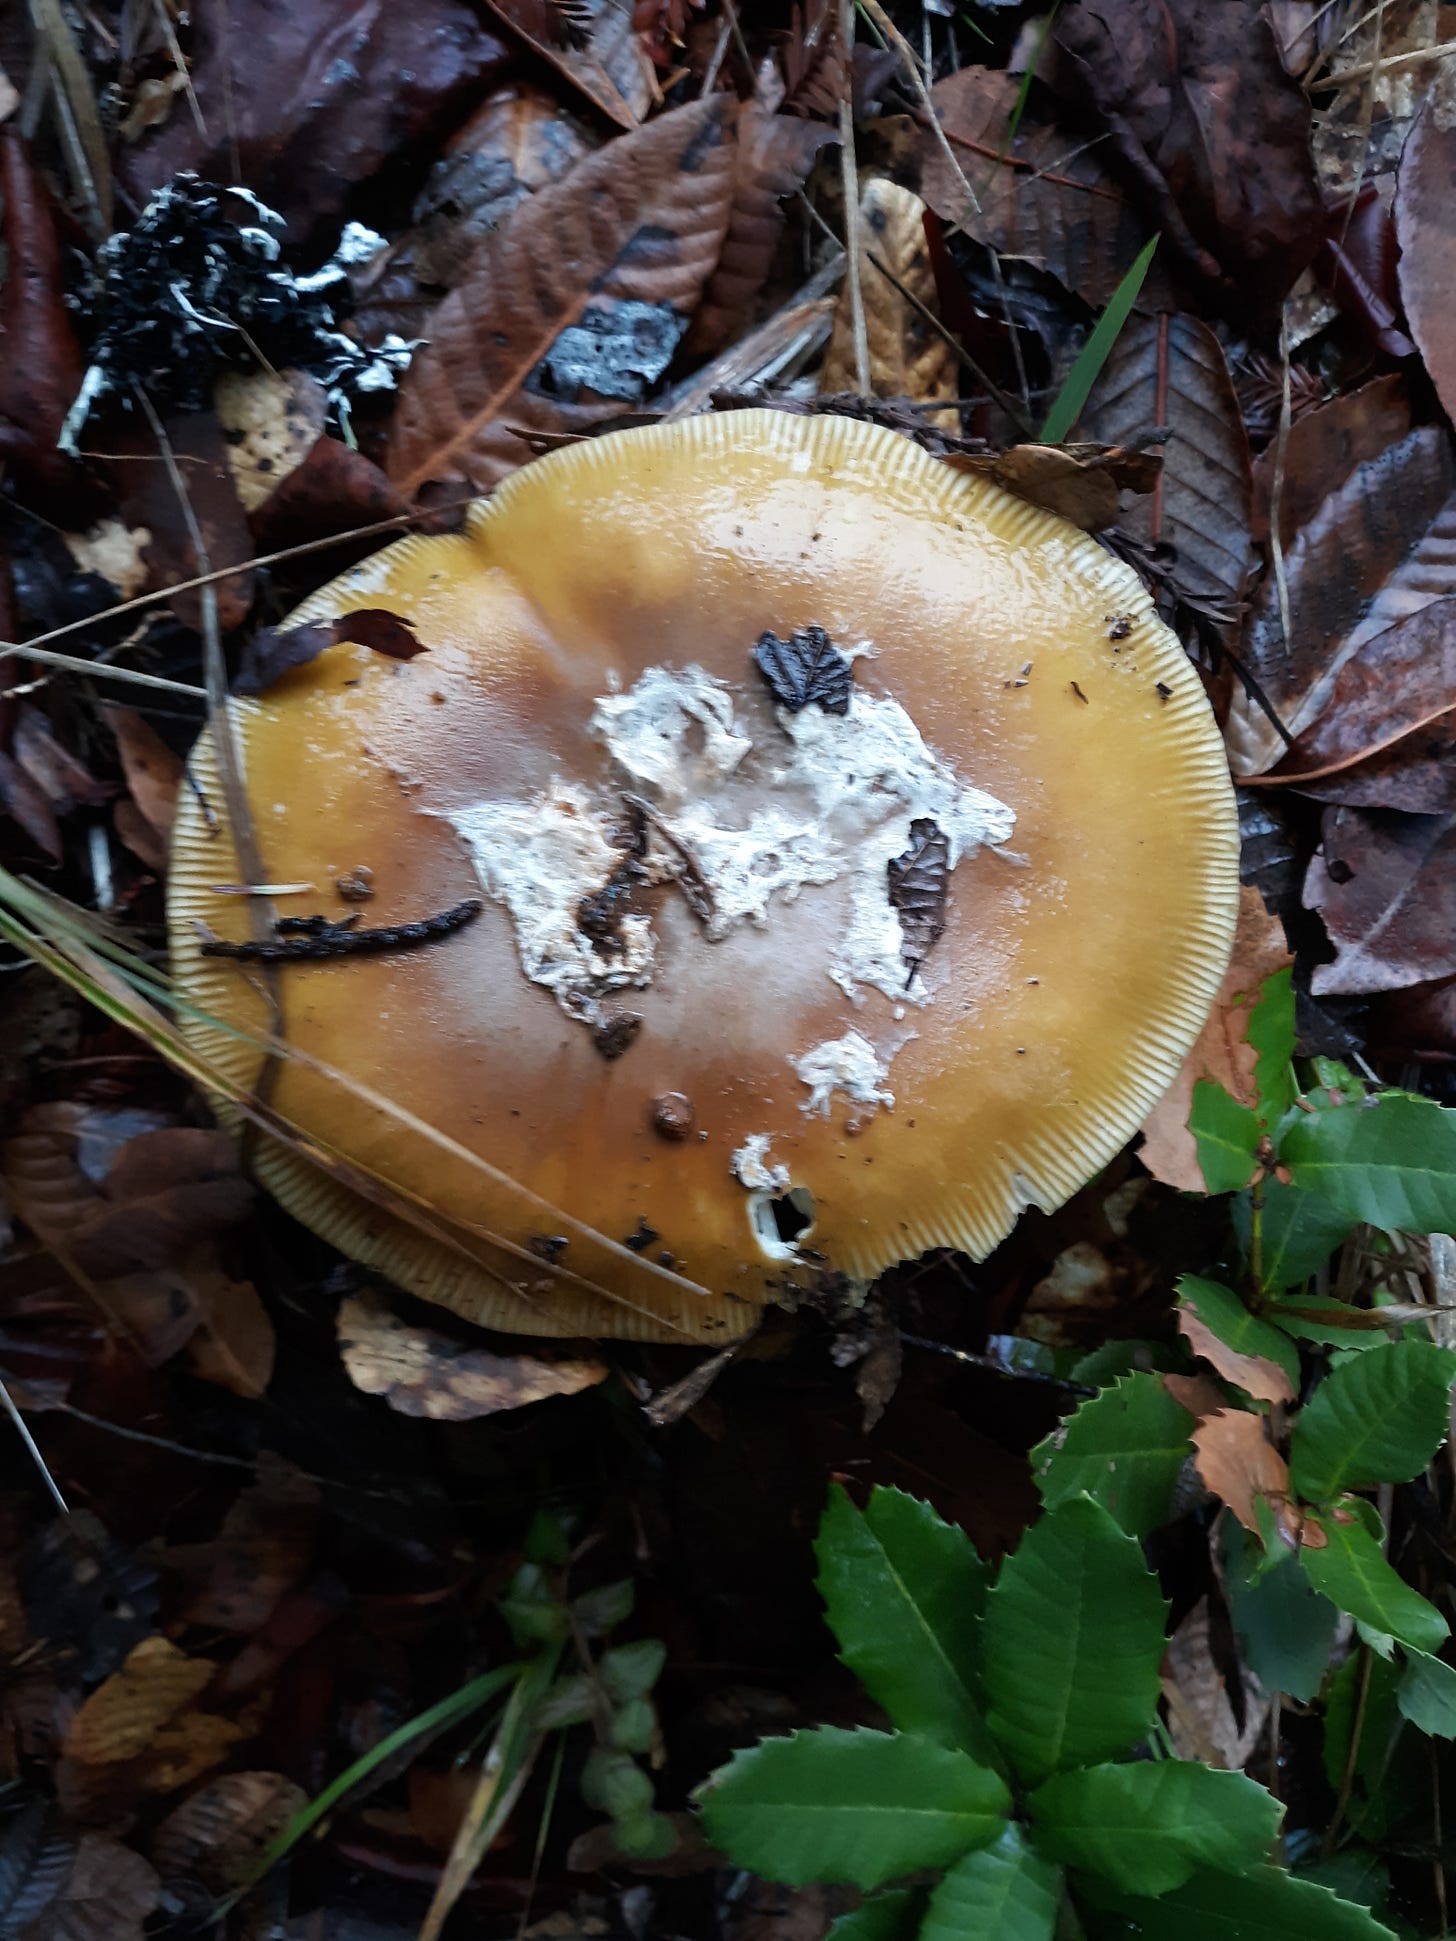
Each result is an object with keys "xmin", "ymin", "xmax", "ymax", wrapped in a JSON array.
[
  {"xmin": 920, "ymin": 67, "xmax": 1165, "ymax": 311},
  {"xmin": 1229, "ymin": 427, "xmax": 1456, "ymax": 776},
  {"xmin": 387, "ymin": 96, "xmax": 737, "ymax": 497},
  {"xmin": 151, "ymin": 1769, "xmax": 308, "ymax": 1892},
  {"xmin": 1081, "ymin": 311, "xmax": 1252, "ymax": 626},
  {"xmin": 1140, "ymin": 885, "xmax": 1291, "ymax": 1192},
  {"xmin": 1191, "ymin": 1407, "xmax": 1293, "ymax": 1536},
  {"xmin": 1180, "ymin": 1302, "xmax": 1294, "ymax": 1407},
  {"xmin": 338, "ymin": 1287, "xmax": 608, "ymax": 1419},
  {"xmin": 1306, "ymin": 806, "xmax": 1456, "ymax": 997},
  {"xmin": 1162, "ymin": 1595, "xmax": 1270, "ymax": 1771},
  {"xmin": 1051, "ymin": 0, "xmax": 1325, "ymax": 309},
  {"xmin": 820, "ymin": 180, "xmax": 954, "ymax": 425}
]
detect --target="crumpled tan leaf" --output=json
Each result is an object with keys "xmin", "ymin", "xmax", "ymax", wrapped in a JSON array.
[{"xmin": 338, "ymin": 1286, "xmax": 608, "ymax": 1419}]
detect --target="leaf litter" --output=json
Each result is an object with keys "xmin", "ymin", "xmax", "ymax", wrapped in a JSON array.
[{"xmin": 6, "ymin": 0, "xmax": 1456, "ymax": 1931}]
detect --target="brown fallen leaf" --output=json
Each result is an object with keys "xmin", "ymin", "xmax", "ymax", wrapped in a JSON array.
[
  {"xmin": 820, "ymin": 180, "xmax": 955, "ymax": 426},
  {"xmin": 1306, "ymin": 805, "xmax": 1456, "ymax": 997},
  {"xmin": 1050, "ymin": 0, "xmax": 1325, "ymax": 310},
  {"xmin": 1139, "ymin": 885, "xmax": 1292, "ymax": 1193},
  {"xmin": 945, "ymin": 441, "xmax": 1161, "ymax": 535},
  {"xmin": 1191, "ymin": 1408, "xmax": 1293, "ymax": 1536},
  {"xmin": 1251, "ymin": 374, "xmax": 1410, "ymax": 553},
  {"xmin": 214, "ymin": 369, "xmax": 328, "ymax": 517},
  {"xmin": 1161, "ymin": 1371, "xmax": 1228, "ymax": 1421},
  {"xmin": 338, "ymin": 1286, "xmax": 608, "ymax": 1419},
  {"xmin": 1180, "ymin": 1302, "xmax": 1294, "ymax": 1407},
  {"xmin": 0, "ymin": 749, "xmax": 63, "ymax": 863},
  {"xmin": 151, "ymin": 1769, "xmax": 307, "ymax": 1892},
  {"xmin": 119, "ymin": 0, "xmax": 510, "ymax": 230},
  {"xmin": 105, "ymin": 705, "xmax": 183, "ymax": 842},
  {"xmin": 110, "ymin": 411, "xmax": 255, "ymax": 635},
  {"xmin": 246, "ymin": 433, "xmax": 409, "ymax": 552},
  {"xmin": 478, "ymin": 0, "xmax": 649, "ymax": 131},
  {"xmin": 1228, "ymin": 427, "xmax": 1456, "ymax": 775},
  {"xmin": 687, "ymin": 99, "xmax": 837, "ymax": 361},
  {"xmin": 0, "ymin": 131, "xmax": 88, "ymax": 505},
  {"xmin": 1081, "ymin": 311, "xmax": 1252, "ymax": 629},
  {"xmin": 15, "ymin": 1827, "xmax": 160, "ymax": 1941},
  {"xmin": 919, "ymin": 66, "xmax": 1165, "ymax": 311},
  {"xmin": 1397, "ymin": 62, "xmax": 1456, "ymax": 442},
  {"xmin": 387, "ymin": 96, "xmax": 737, "ymax": 497},
  {"xmin": 168, "ymin": 1458, "xmax": 320, "ymax": 1634},
  {"xmin": 185, "ymin": 1262, "xmax": 277, "ymax": 1400}
]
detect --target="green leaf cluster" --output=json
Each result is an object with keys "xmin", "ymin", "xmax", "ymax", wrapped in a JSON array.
[{"xmin": 698, "ymin": 1486, "xmax": 1390, "ymax": 1938}]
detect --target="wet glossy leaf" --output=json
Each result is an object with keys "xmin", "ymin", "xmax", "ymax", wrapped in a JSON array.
[
  {"xmin": 1281, "ymin": 1091, "xmax": 1456, "ymax": 1230},
  {"xmin": 1301, "ymin": 1498, "xmax": 1448, "ymax": 1653},
  {"xmin": 919, "ymin": 1826, "xmax": 1061, "ymax": 1941},
  {"xmin": 1032, "ymin": 1373, "xmax": 1192, "ymax": 1537},
  {"xmin": 1190, "ymin": 1082, "xmax": 1261, "ymax": 1194},
  {"xmin": 1030, "ymin": 1761, "xmax": 1282, "ymax": 1895},
  {"xmin": 1076, "ymin": 1863, "xmax": 1399, "ymax": 1939},
  {"xmin": 1289, "ymin": 1340, "xmax": 1456, "ymax": 1501},
  {"xmin": 1396, "ymin": 1649, "xmax": 1456, "ymax": 1739}
]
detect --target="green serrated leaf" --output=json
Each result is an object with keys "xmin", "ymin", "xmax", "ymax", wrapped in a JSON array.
[
  {"xmin": 920, "ymin": 1825, "xmax": 1062, "ymax": 1941},
  {"xmin": 1029, "ymin": 1761, "xmax": 1281, "ymax": 1895},
  {"xmin": 1294, "ymin": 1850, "xmax": 1391, "ymax": 1916},
  {"xmin": 1176, "ymin": 1276, "xmax": 1300, "ymax": 1393},
  {"xmin": 600, "ymin": 1639, "xmax": 667, "ymax": 1704},
  {"xmin": 1289, "ymin": 1341, "xmax": 1456, "ymax": 1500},
  {"xmin": 1282, "ymin": 1093, "xmax": 1456, "ymax": 1232},
  {"xmin": 1224, "ymin": 1522, "xmax": 1338, "ymax": 1705},
  {"xmin": 1031, "ymin": 1374, "xmax": 1192, "ymax": 1538},
  {"xmin": 1237, "ymin": 1181, "xmax": 1355, "ymax": 1294},
  {"xmin": 815, "ymin": 1486, "xmax": 991, "ymax": 1757},
  {"xmin": 696, "ymin": 1727, "xmax": 1011, "ymax": 1889},
  {"xmin": 1301, "ymin": 1498, "xmax": 1449, "ymax": 1654},
  {"xmin": 1397, "ymin": 1649, "xmax": 1456, "ymax": 1737},
  {"xmin": 982, "ymin": 1497, "xmax": 1168, "ymax": 1785},
  {"xmin": 824, "ymin": 1888, "xmax": 924, "ymax": 1941},
  {"xmin": 1190, "ymin": 1082, "xmax": 1262, "ymax": 1194},
  {"xmin": 1249, "ymin": 968, "xmax": 1297, "ymax": 1127},
  {"xmin": 1312, "ymin": 1057, "xmax": 1368, "ymax": 1102},
  {"xmin": 1074, "ymin": 1863, "xmax": 1399, "ymax": 1938}
]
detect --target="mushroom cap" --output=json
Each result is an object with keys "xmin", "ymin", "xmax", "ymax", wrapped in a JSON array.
[{"xmin": 168, "ymin": 410, "xmax": 1239, "ymax": 1343}]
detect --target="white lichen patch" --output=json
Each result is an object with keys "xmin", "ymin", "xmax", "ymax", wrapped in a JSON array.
[
  {"xmin": 792, "ymin": 1031, "xmax": 895, "ymax": 1119},
  {"xmin": 731, "ymin": 1133, "xmax": 791, "ymax": 1192},
  {"xmin": 447, "ymin": 658, "xmax": 1015, "ymax": 1028}
]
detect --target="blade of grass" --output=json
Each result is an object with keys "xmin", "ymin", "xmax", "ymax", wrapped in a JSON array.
[
  {"xmin": 1039, "ymin": 234, "xmax": 1159, "ymax": 444},
  {"xmin": 224, "ymin": 1661, "xmax": 525, "ymax": 1905},
  {"xmin": 1001, "ymin": 2, "xmax": 1058, "ymax": 158}
]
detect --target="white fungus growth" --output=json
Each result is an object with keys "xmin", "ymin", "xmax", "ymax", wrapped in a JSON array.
[
  {"xmin": 792, "ymin": 1031, "xmax": 895, "ymax": 1119},
  {"xmin": 731, "ymin": 1134, "xmax": 791, "ymax": 1192}
]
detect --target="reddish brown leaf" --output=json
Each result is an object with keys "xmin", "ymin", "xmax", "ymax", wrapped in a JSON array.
[
  {"xmin": 119, "ymin": 0, "xmax": 510, "ymax": 230},
  {"xmin": 1140, "ymin": 885, "xmax": 1292, "ymax": 1192},
  {"xmin": 169, "ymin": 1460, "xmax": 319, "ymax": 1634},
  {"xmin": 920, "ymin": 67, "xmax": 1163, "ymax": 310},
  {"xmin": 186, "ymin": 1266, "xmax": 277, "ymax": 1400},
  {"xmin": 111, "ymin": 412, "xmax": 254, "ymax": 635},
  {"xmin": 0, "ymin": 132, "xmax": 87, "ymax": 502},
  {"xmin": 1162, "ymin": 1371, "xmax": 1228, "ymax": 1421},
  {"xmin": 1180, "ymin": 1303, "xmax": 1294, "ymax": 1407},
  {"xmin": 1265, "ymin": 597, "xmax": 1456, "ymax": 810},
  {"xmin": 1251, "ymin": 375, "xmax": 1411, "ymax": 552},
  {"xmin": 1050, "ymin": 0, "xmax": 1325, "ymax": 309},
  {"xmin": 1306, "ymin": 806, "xmax": 1456, "ymax": 996},
  {"xmin": 1081, "ymin": 311, "xmax": 1252, "ymax": 626},
  {"xmin": 1192, "ymin": 1407, "xmax": 1293, "ymax": 1535},
  {"xmin": 151, "ymin": 1770, "xmax": 307, "ymax": 1892},
  {"xmin": 12, "ymin": 706, "xmax": 111, "ymax": 816},
  {"xmin": 1319, "ymin": 184, "xmax": 1415, "ymax": 362},
  {"xmin": 105, "ymin": 705, "xmax": 183, "ymax": 839},
  {"xmin": 686, "ymin": 102, "xmax": 837, "ymax": 359},
  {"xmin": 1396, "ymin": 60, "xmax": 1456, "ymax": 428},
  {"xmin": 779, "ymin": 0, "xmax": 847, "ymax": 120},
  {"xmin": 337, "ymin": 1288, "xmax": 608, "ymax": 1419},
  {"xmin": 0, "ymin": 749, "xmax": 63, "ymax": 862},
  {"xmin": 387, "ymin": 96, "xmax": 738, "ymax": 497},
  {"xmin": 247, "ymin": 435, "xmax": 409, "ymax": 553},
  {"xmin": 477, "ymin": 0, "xmax": 649, "ymax": 129},
  {"xmin": 1228, "ymin": 427, "xmax": 1456, "ymax": 775}
]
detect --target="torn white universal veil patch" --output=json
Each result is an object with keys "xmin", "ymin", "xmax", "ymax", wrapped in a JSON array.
[{"xmin": 446, "ymin": 658, "xmax": 1014, "ymax": 1119}]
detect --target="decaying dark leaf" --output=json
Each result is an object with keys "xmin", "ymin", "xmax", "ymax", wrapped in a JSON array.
[
  {"xmin": 247, "ymin": 432, "xmax": 409, "ymax": 551},
  {"xmin": 386, "ymin": 95, "xmax": 737, "ymax": 496},
  {"xmin": 1251, "ymin": 375, "xmax": 1410, "ymax": 552},
  {"xmin": 0, "ymin": 1806, "xmax": 78, "ymax": 1938},
  {"xmin": 1395, "ymin": 61, "xmax": 1456, "ymax": 432},
  {"xmin": 0, "ymin": 750, "xmax": 64, "ymax": 863},
  {"xmin": 1228, "ymin": 427, "xmax": 1456, "ymax": 776},
  {"xmin": 887, "ymin": 817, "xmax": 950, "ymax": 984},
  {"xmin": 1050, "ymin": 0, "xmax": 1325, "ymax": 309},
  {"xmin": 234, "ymin": 607, "xmax": 425, "ymax": 696},
  {"xmin": 752, "ymin": 625, "xmax": 853, "ymax": 715},
  {"xmin": 1081, "ymin": 311, "xmax": 1252, "ymax": 624},
  {"xmin": 1164, "ymin": 1596, "xmax": 1270, "ymax": 1771},
  {"xmin": 21, "ymin": 1511, "xmax": 160, "ymax": 1683},
  {"xmin": 1319, "ymin": 183, "xmax": 1415, "ymax": 363},
  {"xmin": 0, "ymin": 133, "xmax": 88, "ymax": 503},
  {"xmin": 1306, "ymin": 806, "xmax": 1456, "ymax": 997},
  {"xmin": 9, "ymin": 1826, "xmax": 159, "ymax": 1941},
  {"xmin": 1267, "ymin": 597, "xmax": 1456, "ymax": 811},
  {"xmin": 151, "ymin": 1769, "xmax": 308, "ymax": 1893},
  {"xmin": 120, "ymin": 0, "xmax": 510, "ymax": 229},
  {"xmin": 946, "ymin": 441, "xmax": 1162, "ymax": 534},
  {"xmin": 687, "ymin": 100, "xmax": 838, "ymax": 360},
  {"xmin": 110, "ymin": 410, "xmax": 255, "ymax": 635},
  {"xmin": 477, "ymin": 0, "xmax": 648, "ymax": 130},
  {"xmin": 105, "ymin": 705, "xmax": 183, "ymax": 843},
  {"xmin": 168, "ymin": 1458, "xmax": 320, "ymax": 1634},
  {"xmin": 919, "ymin": 67, "xmax": 1166, "ymax": 311},
  {"xmin": 337, "ymin": 1287, "xmax": 609, "ymax": 1419}
]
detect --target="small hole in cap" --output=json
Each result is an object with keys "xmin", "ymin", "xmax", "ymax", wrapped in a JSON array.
[{"xmin": 747, "ymin": 1187, "xmax": 816, "ymax": 1259}]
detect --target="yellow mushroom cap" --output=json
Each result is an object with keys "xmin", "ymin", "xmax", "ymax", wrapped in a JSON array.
[{"xmin": 168, "ymin": 411, "xmax": 1239, "ymax": 1343}]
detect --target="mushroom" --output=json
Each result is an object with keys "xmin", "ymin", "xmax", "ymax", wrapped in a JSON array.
[{"xmin": 168, "ymin": 410, "xmax": 1239, "ymax": 1343}]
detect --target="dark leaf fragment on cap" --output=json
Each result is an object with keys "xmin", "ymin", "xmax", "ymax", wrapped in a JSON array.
[
  {"xmin": 752, "ymin": 625, "xmax": 853, "ymax": 714},
  {"xmin": 888, "ymin": 816, "xmax": 950, "ymax": 983}
]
